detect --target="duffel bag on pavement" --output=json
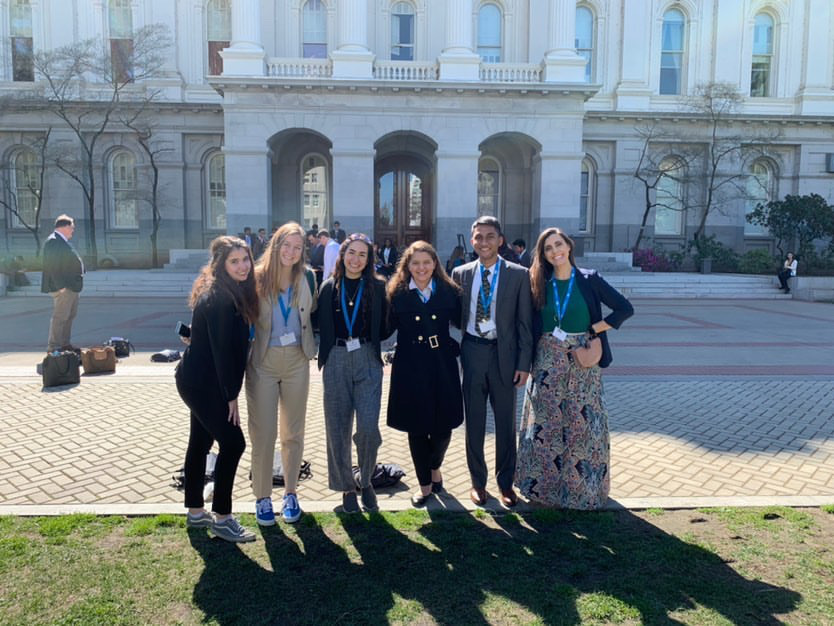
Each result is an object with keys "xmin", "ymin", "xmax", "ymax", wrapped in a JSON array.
[
  {"xmin": 42, "ymin": 351, "xmax": 81, "ymax": 387},
  {"xmin": 81, "ymin": 346, "xmax": 117, "ymax": 375},
  {"xmin": 104, "ymin": 337, "xmax": 134, "ymax": 358}
]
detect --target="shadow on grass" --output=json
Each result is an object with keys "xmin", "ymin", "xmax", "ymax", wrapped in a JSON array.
[{"xmin": 188, "ymin": 509, "xmax": 801, "ymax": 624}]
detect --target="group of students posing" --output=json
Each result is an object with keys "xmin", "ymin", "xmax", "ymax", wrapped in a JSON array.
[{"xmin": 175, "ymin": 216, "xmax": 633, "ymax": 543}]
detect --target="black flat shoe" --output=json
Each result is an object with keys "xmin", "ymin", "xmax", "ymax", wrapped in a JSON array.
[
  {"xmin": 431, "ymin": 480, "xmax": 444, "ymax": 494},
  {"xmin": 411, "ymin": 492, "xmax": 432, "ymax": 508}
]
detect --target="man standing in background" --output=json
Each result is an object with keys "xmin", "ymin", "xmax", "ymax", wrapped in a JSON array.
[
  {"xmin": 330, "ymin": 221, "xmax": 347, "ymax": 244},
  {"xmin": 42, "ymin": 215, "xmax": 84, "ymax": 353},
  {"xmin": 319, "ymin": 229, "xmax": 341, "ymax": 280}
]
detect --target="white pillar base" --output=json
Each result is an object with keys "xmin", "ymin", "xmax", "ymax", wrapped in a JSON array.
[
  {"xmin": 797, "ymin": 88, "xmax": 834, "ymax": 115},
  {"xmin": 220, "ymin": 46, "xmax": 266, "ymax": 77},
  {"xmin": 542, "ymin": 53, "xmax": 587, "ymax": 83},
  {"xmin": 438, "ymin": 53, "xmax": 481, "ymax": 81},
  {"xmin": 330, "ymin": 49, "xmax": 375, "ymax": 79},
  {"xmin": 614, "ymin": 83, "xmax": 653, "ymax": 111}
]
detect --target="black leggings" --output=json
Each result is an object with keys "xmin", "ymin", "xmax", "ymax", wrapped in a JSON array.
[
  {"xmin": 177, "ymin": 378, "xmax": 245, "ymax": 515},
  {"xmin": 408, "ymin": 431, "xmax": 452, "ymax": 487},
  {"xmin": 778, "ymin": 269, "xmax": 792, "ymax": 290}
]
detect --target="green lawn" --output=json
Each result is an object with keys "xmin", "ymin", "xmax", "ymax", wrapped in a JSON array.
[{"xmin": 1, "ymin": 506, "xmax": 832, "ymax": 625}]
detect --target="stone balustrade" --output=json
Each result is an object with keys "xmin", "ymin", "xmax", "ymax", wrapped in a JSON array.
[
  {"xmin": 373, "ymin": 61, "xmax": 439, "ymax": 81},
  {"xmin": 267, "ymin": 58, "xmax": 333, "ymax": 78},
  {"xmin": 480, "ymin": 63, "xmax": 542, "ymax": 83}
]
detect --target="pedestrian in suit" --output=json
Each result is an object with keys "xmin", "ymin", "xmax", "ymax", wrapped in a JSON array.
[
  {"xmin": 451, "ymin": 216, "xmax": 533, "ymax": 508},
  {"xmin": 387, "ymin": 241, "xmax": 463, "ymax": 508},
  {"xmin": 379, "ymin": 238, "xmax": 398, "ymax": 278},
  {"xmin": 246, "ymin": 222, "xmax": 318, "ymax": 525},
  {"xmin": 42, "ymin": 214, "xmax": 84, "ymax": 352},
  {"xmin": 330, "ymin": 221, "xmax": 347, "ymax": 244},
  {"xmin": 317, "ymin": 233, "xmax": 392, "ymax": 513},
  {"xmin": 176, "ymin": 235, "xmax": 259, "ymax": 542},
  {"xmin": 513, "ymin": 239, "xmax": 531, "ymax": 268},
  {"xmin": 252, "ymin": 228, "xmax": 268, "ymax": 259}
]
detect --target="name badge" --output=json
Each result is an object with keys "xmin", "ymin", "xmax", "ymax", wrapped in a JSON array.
[
  {"xmin": 551, "ymin": 327, "xmax": 567, "ymax": 341},
  {"xmin": 478, "ymin": 319, "xmax": 497, "ymax": 334},
  {"xmin": 279, "ymin": 332, "xmax": 296, "ymax": 346},
  {"xmin": 346, "ymin": 338, "xmax": 361, "ymax": 352}
]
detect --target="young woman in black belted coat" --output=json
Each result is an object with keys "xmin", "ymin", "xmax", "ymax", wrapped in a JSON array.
[{"xmin": 386, "ymin": 241, "xmax": 463, "ymax": 508}]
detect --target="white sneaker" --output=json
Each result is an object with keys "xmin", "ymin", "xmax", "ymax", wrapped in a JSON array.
[{"xmin": 211, "ymin": 517, "xmax": 256, "ymax": 543}]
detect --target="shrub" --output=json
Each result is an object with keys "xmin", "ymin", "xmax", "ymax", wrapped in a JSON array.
[
  {"xmin": 690, "ymin": 235, "xmax": 739, "ymax": 273},
  {"xmin": 633, "ymin": 248, "xmax": 674, "ymax": 272},
  {"xmin": 738, "ymin": 249, "xmax": 777, "ymax": 274}
]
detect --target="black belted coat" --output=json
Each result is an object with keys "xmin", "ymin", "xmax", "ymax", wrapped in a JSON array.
[{"xmin": 386, "ymin": 281, "xmax": 464, "ymax": 436}]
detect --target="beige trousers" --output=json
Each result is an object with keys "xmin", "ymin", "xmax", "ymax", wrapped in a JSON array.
[
  {"xmin": 47, "ymin": 289, "xmax": 80, "ymax": 352},
  {"xmin": 246, "ymin": 345, "xmax": 310, "ymax": 498}
]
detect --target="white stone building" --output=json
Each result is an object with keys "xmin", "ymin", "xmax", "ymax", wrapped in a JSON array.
[{"xmin": 1, "ymin": 0, "xmax": 833, "ymax": 265}]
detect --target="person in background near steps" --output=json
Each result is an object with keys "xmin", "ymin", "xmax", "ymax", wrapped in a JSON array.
[{"xmin": 176, "ymin": 235, "xmax": 259, "ymax": 542}]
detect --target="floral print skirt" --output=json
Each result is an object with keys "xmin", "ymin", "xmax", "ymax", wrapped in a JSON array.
[{"xmin": 516, "ymin": 334, "xmax": 610, "ymax": 510}]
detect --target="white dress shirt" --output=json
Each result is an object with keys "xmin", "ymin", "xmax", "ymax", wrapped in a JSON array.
[
  {"xmin": 322, "ymin": 239, "xmax": 341, "ymax": 281},
  {"xmin": 466, "ymin": 260, "xmax": 500, "ymax": 339}
]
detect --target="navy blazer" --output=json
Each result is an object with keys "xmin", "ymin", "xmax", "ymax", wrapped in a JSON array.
[
  {"xmin": 532, "ymin": 267, "xmax": 633, "ymax": 368},
  {"xmin": 41, "ymin": 232, "xmax": 83, "ymax": 293},
  {"xmin": 176, "ymin": 289, "xmax": 250, "ymax": 402}
]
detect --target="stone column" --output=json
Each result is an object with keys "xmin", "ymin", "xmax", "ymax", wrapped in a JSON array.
[
  {"xmin": 331, "ymin": 143, "xmax": 375, "ymax": 235},
  {"xmin": 799, "ymin": 0, "xmax": 834, "ymax": 114},
  {"xmin": 331, "ymin": 0, "xmax": 374, "ymax": 79},
  {"xmin": 219, "ymin": 0, "xmax": 265, "ymax": 76},
  {"xmin": 438, "ymin": 0, "xmax": 480, "ymax": 81},
  {"xmin": 614, "ymin": 0, "xmax": 653, "ymax": 110},
  {"xmin": 435, "ymin": 150, "xmax": 480, "ymax": 254},
  {"xmin": 542, "ymin": 0, "xmax": 586, "ymax": 82}
]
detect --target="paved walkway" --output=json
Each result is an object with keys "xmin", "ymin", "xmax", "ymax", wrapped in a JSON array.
[{"xmin": 1, "ymin": 296, "xmax": 833, "ymax": 514}]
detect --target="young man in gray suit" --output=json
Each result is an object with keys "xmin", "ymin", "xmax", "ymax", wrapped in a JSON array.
[
  {"xmin": 452, "ymin": 216, "xmax": 533, "ymax": 508},
  {"xmin": 41, "ymin": 214, "xmax": 84, "ymax": 352}
]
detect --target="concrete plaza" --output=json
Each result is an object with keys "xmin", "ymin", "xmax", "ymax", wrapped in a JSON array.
[{"xmin": 1, "ymin": 294, "xmax": 833, "ymax": 515}]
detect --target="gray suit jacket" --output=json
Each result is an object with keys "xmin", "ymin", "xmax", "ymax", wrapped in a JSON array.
[{"xmin": 452, "ymin": 258, "xmax": 534, "ymax": 387}]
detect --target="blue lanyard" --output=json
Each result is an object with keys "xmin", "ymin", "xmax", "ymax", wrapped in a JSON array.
[
  {"xmin": 416, "ymin": 279, "xmax": 435, "ymax": 303},
  {"xmin": 479, "ymin": 262, "xmax": 500, "ymax": 314},
  {"xmin": 551, "ymin": 268, "xmax": 576, "ymax": 327},
  {"xmin": 278, "ymin": 287, "xmax": 293, "ymax": 326},
  {"xmin": 340, "ymin": 278, "xmax": 365, "ymax": 338}
]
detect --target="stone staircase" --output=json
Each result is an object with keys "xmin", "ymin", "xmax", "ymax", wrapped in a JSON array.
[{"xmin": 5, "ymin": 269, "xmax": 792, "ymax": 299}]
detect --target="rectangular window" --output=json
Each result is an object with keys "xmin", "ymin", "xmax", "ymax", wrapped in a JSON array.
[
  {"xmin": 477, "ymin": 170, "xmax": 499, "ymax": 217},
  {"xmin": 750, "ymin": 58, "xmax": 770, "ymax": 97},
  {"xmin": 579, "ymin": 170, "xmax": 589, "ymax": 232},
  {"xmin": 391, "ymin": 14, "xmax": 414, "ymax": 61},
  {"xmin": 208, "ymin": 40, "xmax": 228, "ymax": 75},
  {"xmin": 11, "ymin": 37, "xmax": 34, "ymax": 82},
  {"xmin": 110, "ymin": 38, "xmax": 134, "ymax": 83}
]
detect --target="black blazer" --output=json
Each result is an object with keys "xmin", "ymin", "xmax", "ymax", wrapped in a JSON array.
[
  {"xmin": 41, "ymin": 233, "xmax": 83, "ymax": 293},
  {"xmin": 316, "ymin": 276, "xmax": 391, "ymax": 369},
  {"xmin": 175, "ymin": 289, "xmax": 250, "ymax": 402},
  {"xmin": 532, "ymin": 267, "xmax": 634, "ymax": 368}
]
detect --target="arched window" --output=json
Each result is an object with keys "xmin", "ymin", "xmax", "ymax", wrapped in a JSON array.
[
  {"xmin": 751, "ymin": 13, "xmax": 774, "ymax": 97},
  {"xmin": 10, "ymin": 149, "xmax": 39, "ymax": 228},
  {"xmin": 660, "ymin": 8, "xmax": 685, "ymax": 95},
  {"xmin": 478, "ymin": 157, "xmax": 501, "ymax": 219},
  {"xmin": 477, "ymin": 3, "xmax": 502, "ymax": 63},
  {"xmin": 745, "ymin": 160, "xmax": 774, "ymax": 235},
  {"xmin": 108, "ymin": 0, "xmax": 134, "ymax": 82},
  {"xmin": 207, "ymin": 153, "xmax": 226, "ymax": 230},
  {"xmin": 391, "ymin": 2, "xmax": 415, "ymax": 61},
  {"xmin": 301, "ymin": 154, "xmax": 329, "ymax": 230},
  {"xmin": 575, "ymin": 6, "xmax": 594, "ymax": 83},
  {"xmin": 110, "ymin": 151, "xmax": 137, "ymax": 229},
  {"xmin": 10, "ymin": 0, "xmax": 34, "ymax": 82},
  {"xmin": 302, "ymin": 0, "xmax": 327, "ymax": 58},
  {"xmin": 655, "ymin": 157, "xmax": 684, "ymax": 235},
  {"xmin": 579, "ymin": 158, "xmax": 595, "ymax": 233},
  {"xmin": 207, "ymin": 0, "xmax": 231, "ymax": 75}
]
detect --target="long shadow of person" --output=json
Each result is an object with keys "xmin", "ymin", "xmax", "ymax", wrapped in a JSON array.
[
  {"xmin": 418, "ymin": 508, "xmax": 801, "ymax": 625},
  {"xmin": 339, "ymin": 510, "xmax": 494, "ymax": 624}
]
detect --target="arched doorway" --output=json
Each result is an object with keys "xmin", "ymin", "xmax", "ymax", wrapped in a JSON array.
[
  {"xmin": 374, "ymin": 155, "xmax": 431, "ymax": 247},
  {"xmin": 374, "ymin": 132, "xmax": 436, "ymax": 248}
]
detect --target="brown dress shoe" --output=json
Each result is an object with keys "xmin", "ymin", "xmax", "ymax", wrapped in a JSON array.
[
  {"xmin": 499, "ymin": 487, "xmax": 518, "ymax": 508},
  {"xmin": 469, "ymin": 487, "xmax": 488, "ymax": 507}
]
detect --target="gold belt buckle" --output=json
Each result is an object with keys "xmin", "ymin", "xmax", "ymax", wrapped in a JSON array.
[{"xmin": 429, "ymin": 335, "xmax": 439, "ymax": 349}]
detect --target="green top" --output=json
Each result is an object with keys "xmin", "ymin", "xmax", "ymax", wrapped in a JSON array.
[{"xmin": 541, "ymin": 277, "xmax": 591, "ymax": 334}]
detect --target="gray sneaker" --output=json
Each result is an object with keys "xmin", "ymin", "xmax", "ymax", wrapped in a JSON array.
[
  {"xmin": 341, "ymin": 491, "xmax": 360, "ymax": 514},
  {"xmin": 360, "ymin": 486, "xmax": 378, "ymax": 512},
  {"xmin": 211, "ymin": 516, "xmax": 256, "ymax": 543},
  {"xmin": 186, "ymin": 511, "xmax": 213, "ymax": 528}
]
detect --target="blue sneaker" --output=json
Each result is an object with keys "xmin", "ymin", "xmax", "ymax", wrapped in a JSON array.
[
  {"xmin": 255, "ymin": 497, "xmax": 276, "ymax": 526},
  {"xmin": 282, "ymin": 493, "xmax": 302, "ymax": 523}
]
